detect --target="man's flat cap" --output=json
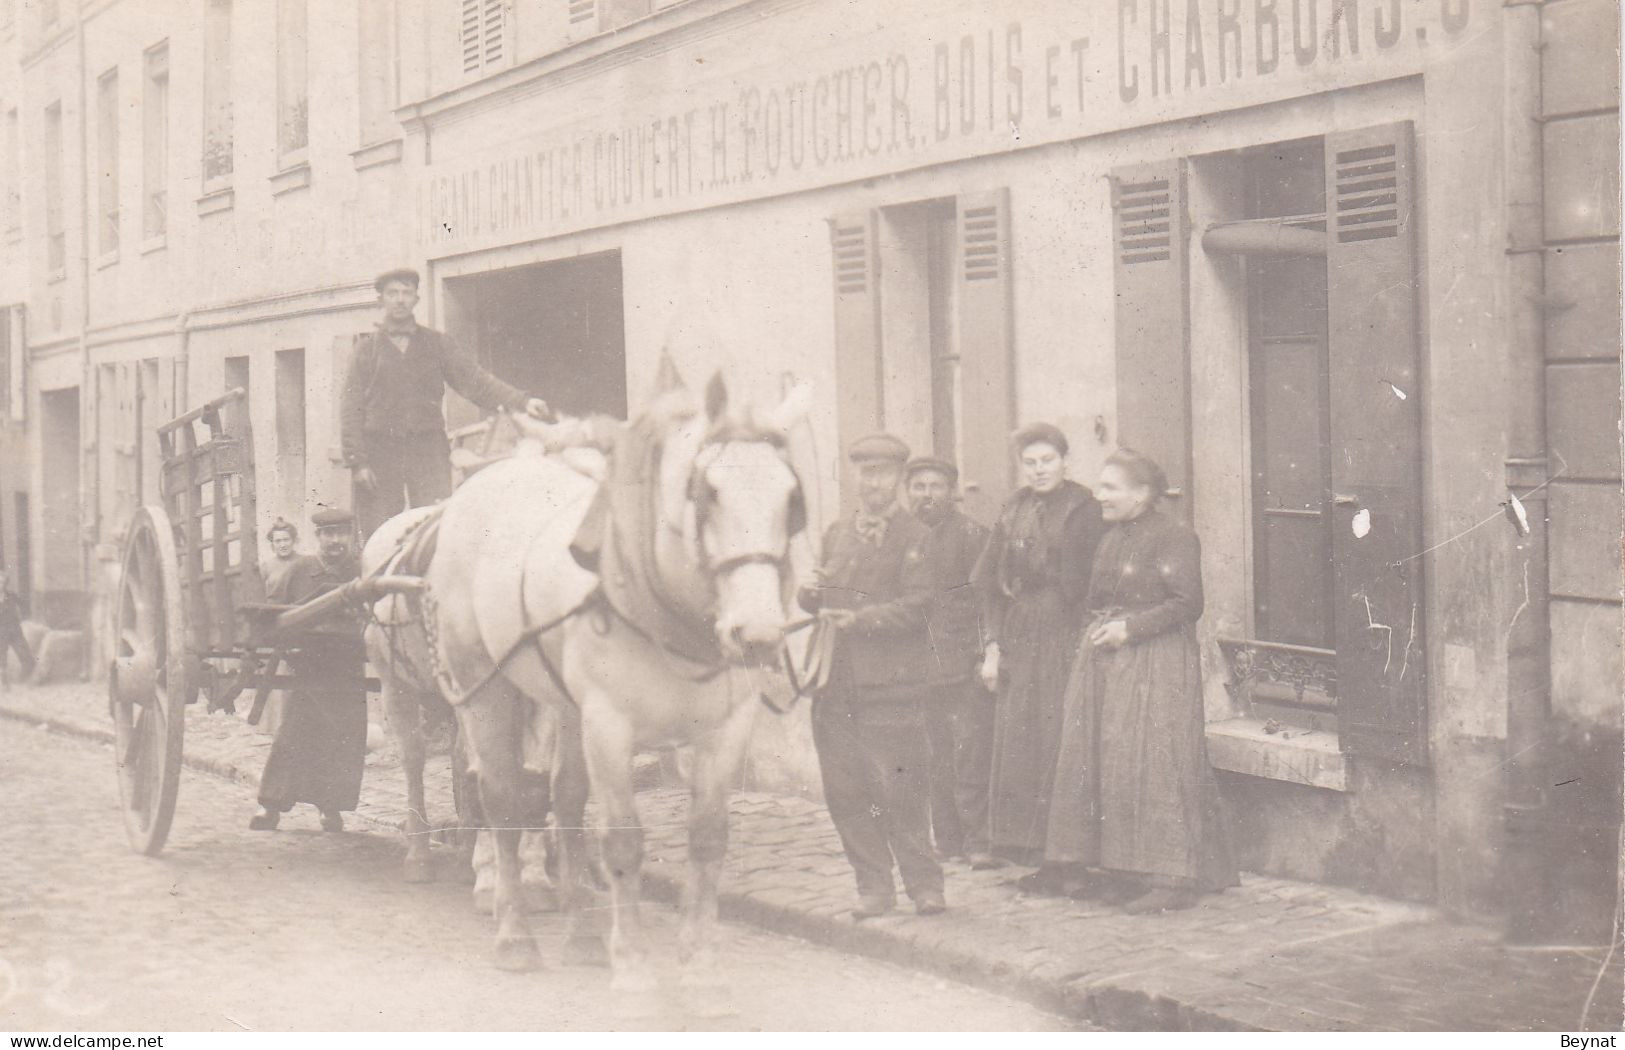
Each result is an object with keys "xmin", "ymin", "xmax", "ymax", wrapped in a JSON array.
[
  {"xmin": 904, "ymin": 456, "xmax": 959, "ymax": 485},
  {"xmin": 847, "ymin": 433, "xmax": 910, "ymax": 465},
  {"xmin": 311, "ymin": 508, "xmax": 356, "ymax": 528},
  {"xmin": 374, "ymin": 267, "xmax": 421, "ymax": 292}
]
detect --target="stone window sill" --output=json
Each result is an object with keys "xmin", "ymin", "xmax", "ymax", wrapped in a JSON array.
[
  {"xmin": 95, "ymin": 248, "xmax": 119, "ymax": 271},
  {"xmin": 352, "ymin": 138, "xmax": 403, "ymax": 172},
  {"xmin": 1206, "ymin": 717, "xmax": 1348, "ymax": 792},
  {"xmin": 197, "ymin": 188, "xmax": 235, "ymax": 216},
  {"xmin": 270, "ymin": 162, "xmax": 312, "ymax": 197},
  {"xmin": 139, "ymin": 233, "xmax": 167, "ymax": 255},
  {"xmin": 46, "ymin": 266, "xmax": 65, "ymax": 285},
  {"xmin": 3, "ymin": 226, "xmax": 19, "ymax": 246}
]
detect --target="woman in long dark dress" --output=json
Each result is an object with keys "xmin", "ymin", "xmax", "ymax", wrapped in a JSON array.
[
  {"xmin": 971, "ymin": 423, "xmax": 1105, "ymax": 876},
  {"xmin": 1044, "ymin": 449, "xmax": 1238, "ymax": 912}
]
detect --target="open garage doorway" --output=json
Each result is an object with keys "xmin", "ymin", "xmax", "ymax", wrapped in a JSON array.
[{"xmin": 442, "ymin": 251, "xmax": 627, "ymax": 431}]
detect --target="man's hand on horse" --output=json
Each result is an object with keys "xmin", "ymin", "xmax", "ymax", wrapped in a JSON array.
[
  {"xmin": 353, "ymin": 465, "xmax": 379, "ymax": 493},
  {"xmin": 521, "ymin": 397, "xmax": 554, "ymax": 422}
]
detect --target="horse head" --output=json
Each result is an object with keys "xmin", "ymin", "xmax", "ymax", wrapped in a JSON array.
[{"xmin": 657, "ymin": 370, "xmax": 811, "ymax": 666}]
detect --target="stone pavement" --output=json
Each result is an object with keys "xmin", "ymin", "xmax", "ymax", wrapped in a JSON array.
[{"xmin": 5, "ymin": 679, "xmax": 1620, "ymax": 1032}]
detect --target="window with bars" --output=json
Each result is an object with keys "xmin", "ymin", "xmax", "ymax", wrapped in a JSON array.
[{"xmin": 460, "ymin": 0, "xmax": 506, "ymax": 75}]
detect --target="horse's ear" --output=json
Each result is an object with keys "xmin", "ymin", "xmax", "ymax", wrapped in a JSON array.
[
  {"xmin": 704, "ymin": 371, "xmax": 729, "ymax": 423},
  {"xmin": 766, "ymin": 380, "xmax": 813, "ymax": 433},
  {"xmin": 652, "ymin": 352, "xmax": 686, "ymax": 395}
]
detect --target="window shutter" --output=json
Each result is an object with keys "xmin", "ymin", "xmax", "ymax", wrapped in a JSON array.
[
  {"xmin": 1110, "ymin": 160, "xmax": 1192, "ymax": 515},
  {"xmin": 956, "ymin": 188, "xmax": 1014, "ymax": 523},
  {"xmin": 460, "ymin": 0, "xmax": 506, "ymax": 75},
  {"xmin": 1324, "ymin": 121, "xmax": 1427, "ymax": 767},
  {"xmin": 567, "ymin": 0, "xmax": 599, "ymax": 39},
  {"xmin": 830, "ymin": 210, "xmax": 883, "ymax": 512}
]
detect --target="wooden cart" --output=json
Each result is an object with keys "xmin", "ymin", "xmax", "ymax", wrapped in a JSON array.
[{"xmin": 107, "ymin": 387, "xmax": 411, "ymax": 855}]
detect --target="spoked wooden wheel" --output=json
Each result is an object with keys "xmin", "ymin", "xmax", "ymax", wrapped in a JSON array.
[{"xmin": 109, "ymin": 506, "xmax": 193, "ymax": 855}]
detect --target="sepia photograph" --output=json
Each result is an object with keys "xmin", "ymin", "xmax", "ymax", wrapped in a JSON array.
[{"xmin": 0, "ymin": 0, "xmax": 1620, "ymax": 1035}]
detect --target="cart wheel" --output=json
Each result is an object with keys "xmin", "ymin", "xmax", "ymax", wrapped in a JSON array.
[{"xmin": 109, "ymin": 506, "xmax": 193, "ymax": 856}]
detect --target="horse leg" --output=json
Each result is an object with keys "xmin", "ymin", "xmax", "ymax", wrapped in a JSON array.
[
  {"xmin": 679, "ymin": 698, "xmax": 757, "ymax": 996},
  {"xmin": 554, "ymin": 700, "xmax": 609, "ymax": 967},
  {"xmin": 458, "ymin": 686, "xmax": 541, "ymax": 972},
  {"xmin": 385, "ymin": 680, "xmax": 434, "ymax": 884},
  {"xmin": 580, "ymin": 700, "xmax": 652, "ymax": 991},
  {"xmin": 518, "ymin": 771, "xmax": 559, "ymax": 912}
]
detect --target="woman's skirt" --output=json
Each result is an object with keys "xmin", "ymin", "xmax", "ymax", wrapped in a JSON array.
[
  {"xmin": 987, "ymin": 587, "xmax": 1080, "ymax": 862},
  {"xmin": 1044, "ymin": 619, "xmax": 1237, "ymax": 890}
]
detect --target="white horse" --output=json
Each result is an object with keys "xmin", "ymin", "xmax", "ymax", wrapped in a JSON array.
[{"xmin": 425, "ymin": 367, "xmax": 808, "ymax": 991}]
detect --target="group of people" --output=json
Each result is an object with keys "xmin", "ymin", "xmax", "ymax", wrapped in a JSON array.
[{"xmin": 802, "ymin": 425, "xmax": 1238, "ymax": 920}]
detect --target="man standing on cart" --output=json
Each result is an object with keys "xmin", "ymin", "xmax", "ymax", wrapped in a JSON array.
[
  {"xmin": 249, "ymin": 508, "xmax": 368, "ymax": 832},
  {"xmin": 341, "ymin": 267, "xmax": 552, "ymax": 541}
]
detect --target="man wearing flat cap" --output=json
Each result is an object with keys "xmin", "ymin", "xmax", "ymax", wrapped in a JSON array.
[
  {"xmin": 799, "ymin": 432, "xmax": 946, "ymax": 919},
  {"xmin": 904, "ymin": 456, "xmax": 996, "ymax": 868},
  {"xmin": 250, "ymin": 507, "xmax": 367, "ymax": 832},
  {"xmin": 342, "ymin": 268, "xmax": 553, "ymax": 540}
]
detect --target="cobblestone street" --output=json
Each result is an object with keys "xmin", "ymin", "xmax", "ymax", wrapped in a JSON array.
[
  {"xmin": 3, "ymin": 679, "xmax": 1619, "ymax": 1032},
  {"xmin": 0, "ymin": 714, "xmax": 1073, "ymax": 1032}
]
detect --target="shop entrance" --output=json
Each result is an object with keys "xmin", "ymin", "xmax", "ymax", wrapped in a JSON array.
[{"xmin": 443, "ymin": 251, "xmax": 628, "ymax": 430}]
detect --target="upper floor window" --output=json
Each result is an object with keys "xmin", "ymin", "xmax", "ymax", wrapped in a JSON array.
[
  {"xmin": 143, "ymin": 43, "xmax": 169, "ymax": 239},
  {"xmin": 461, "ymin": 0, "xmax": 506, "ymax": 75},
  {"xmin": 3, "ymin": 108, "xmax": 18, "ymax": 239},
  {"xmin": 277, "ymin": 0, "xmax": 308, "ymax": 166},
  {"xmin": 357, "ymin": 0, "xmax": 398, "ymax": 146},
  {"xmin": 43, "ymin": 101, "xmax": 64, "ymax": 276},
  {"xmin": 39, "ymin": 0, "xmax": 58, "ymax": 29},
  {"xmin": 202, "ymin": 0, "xmax": 234, "ymax": 189},
  {"xmin": 96, "ymin": 67, "xmax": 120, "ymax": 256}
]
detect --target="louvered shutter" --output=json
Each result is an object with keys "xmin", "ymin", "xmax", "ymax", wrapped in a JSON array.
[
  {"xmin": 568, "ymin": 0, "xmax": 599, "ymax": 39},
  {"xmin": 956, "ymin": 189, "xmax": 1014, "ymax": 524},
  {"xmin": 460, "ymin": 0, "xmax": 506, "ymax": 75},
  {"xmin": 830, "ymin": 210, "xmax": 883, "ymax": 512},
  {"xmin": 1110, "ymin": 160, "xmax": 1192, "ymax": 515},
  {"xmin": 1324, "ymin": 121, "xmax": 1427, "ymax": 767}
]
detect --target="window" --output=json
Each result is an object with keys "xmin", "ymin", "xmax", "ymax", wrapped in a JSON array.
[
  {"xmin": 274, "ymin": 349, "xmax": 306, "ymax": 522},
  {"xmin": 357, "ymin": 0, "xmax": 398, "ymax": 146},
  {"xmin": 202, "ymin": 0, "xmax": 233, "ymax": 187},
  {"xmin": 460, "ymin": 0, "xmax": 505, "ymax": 75},
  {"xmin": 39, "ymin": 0, "xmax": 58, "ymax": 28},
  {"xmin": 276, "ymin": 0, "xmax": 308, "ymax": 165},
  {"xmin": 44, "ymin": 101, "xmax": 64, "ymax": 275},
  {"xmin": 97, "ymin": 68, "xmax": 120, "ymax": 256},
  {"xmin": 3, "ymin": 108, "xmax": 18, "ymax": 239},
  {"xmin": 143, "ymin": 43, "xmax": 168, "ymax": 239}
]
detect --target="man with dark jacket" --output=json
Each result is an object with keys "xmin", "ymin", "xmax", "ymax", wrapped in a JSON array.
[
  {"xmin": 904, "ymin": 456, "xmax": 996, "ymax": 869},
  {"xmin": 800, "ymin": 433, "xmax": 946, "ymax": 919},
  {"xmin": 342, "ymin": 268, "xmax": 551, "ymax": 540}
]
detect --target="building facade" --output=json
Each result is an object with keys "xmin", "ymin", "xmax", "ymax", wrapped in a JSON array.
[{"xmin": 0, "ymin": 0, "xmax": 1618, "ymax": 938}]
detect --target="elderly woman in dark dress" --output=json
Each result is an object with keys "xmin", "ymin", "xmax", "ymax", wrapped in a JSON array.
[
  {"xmin": 1043, "ymin": 449, "xmax": 1238, "ymax": 912},
  {"xmin": 971, "ymin": 423, "xmax": 1105, "ymax": 880}
]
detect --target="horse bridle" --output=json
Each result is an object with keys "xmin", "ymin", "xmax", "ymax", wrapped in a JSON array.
[{"xmin": 685, "ymin": 438, "xmax": 808, "ymax": 584}]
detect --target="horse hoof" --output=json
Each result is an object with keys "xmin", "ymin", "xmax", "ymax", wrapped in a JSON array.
[
  {"xmin": 561, "ymin": 935, "xmax": 610, "ymax": 969},
  {"xmin": 492, "ymin": 936, "xmax": 541, "ymax": 972},
  {"xmin": 403, "ymin": 856, "xmax": 435, "ymax": 884},
  {"xmin": 472, "ymin": 886, "xmax": 495, "ymax": 915},
  {"xmin": 521, "ymin": 880, "xmax": 559, "ymax": 913}
]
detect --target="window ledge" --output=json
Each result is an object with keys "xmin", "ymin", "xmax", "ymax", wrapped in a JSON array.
[
  {"xmin": 270, "ymin": 162, "xmax": 312, "ymax": 197},
  {"xmin": 1206, "ymin": 717, "xmax": 1348, "ymax": 792},
  {"xmin": 46, "ymin": 267, "xmax": 65, "ymax": 285},
  {"xmin": 352, "ymin": 138, "xmax": 403, "ymax": 171},
  {"xmin": 4, "ymin": 226, "xmax": 20, "ymax": 246},
  {"xmin": 138, "ymin": 233, "xmax": 167, "ymax": 255},
  {"xmin": 197, "ymin": 187, "xmax": 235, "ymax": 216},
  {"xmin": 95, "ymin": 248, "xmax": 119, "ymax": 270}
]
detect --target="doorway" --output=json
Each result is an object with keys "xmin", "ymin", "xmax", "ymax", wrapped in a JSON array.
[{"xmin": 443, "ymin": 251, "xmax": 628, "ymax": 431}]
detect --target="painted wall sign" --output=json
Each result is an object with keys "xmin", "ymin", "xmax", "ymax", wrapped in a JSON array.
[{"xmin": 418, "ymin": 0, "xmax": 1473, "ymax": 254}]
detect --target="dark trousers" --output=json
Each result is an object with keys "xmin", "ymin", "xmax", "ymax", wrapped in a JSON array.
[
  {"xmin": 355, "ymin": 430, "xmax": 453, "ymax": 542},
  {"xmin": 1, "ymin": 621, "xmax": 34, "ymax": 683},
  {"xmin": 925, "ymin": 680, "xmax": 995, "ymax": 858},
  {"xmin": 811, "ymin": 694, "xmax": 943, "ymax": 903}
]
